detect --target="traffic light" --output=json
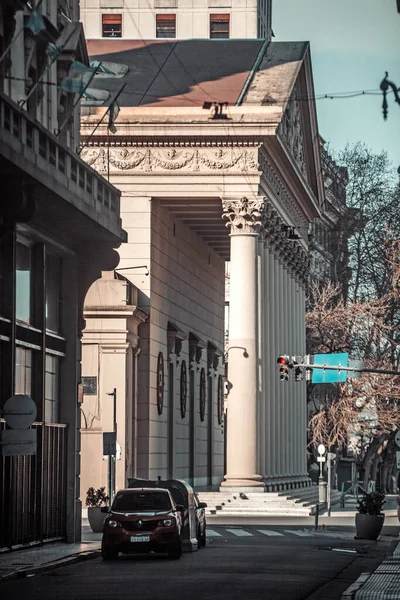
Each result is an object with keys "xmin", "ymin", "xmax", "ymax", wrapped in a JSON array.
[{"xmin": 277, "ymin": 356, "xmax": 290, "ymax": 381}]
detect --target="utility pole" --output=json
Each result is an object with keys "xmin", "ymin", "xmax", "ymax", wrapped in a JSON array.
[{"xmin": 326, "ymin": 452, "xmax": 336, "ymax": 517}]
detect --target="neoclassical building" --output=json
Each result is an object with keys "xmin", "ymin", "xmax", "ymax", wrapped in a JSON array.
[{"xmin": 80, "ymin": 37, "xmax": 324, "ymax": 492}]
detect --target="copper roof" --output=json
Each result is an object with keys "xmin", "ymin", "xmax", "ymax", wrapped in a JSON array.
[{"xmin": 86, "ymin": 39, "xmax": 265, "ymax": 107}]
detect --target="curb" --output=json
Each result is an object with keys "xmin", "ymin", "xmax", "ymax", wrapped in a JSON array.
[{"xmin": 0, "ymin": 549, "xmax": 101, "ymax": 584}]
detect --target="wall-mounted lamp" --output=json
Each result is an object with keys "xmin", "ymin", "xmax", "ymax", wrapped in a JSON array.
[{"xmin": 115, "ymin": 265, "xmax": 149, "ymax": 276}]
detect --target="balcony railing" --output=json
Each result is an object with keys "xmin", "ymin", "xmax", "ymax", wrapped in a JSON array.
[{"xmin": 0, "ymin": 90, "xmax": 121, "ymax": 229}]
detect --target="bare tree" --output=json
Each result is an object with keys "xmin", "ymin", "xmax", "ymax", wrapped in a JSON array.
[{"xmin": 306, "ymin": 143, "xmax": 400, "ymax": 487}]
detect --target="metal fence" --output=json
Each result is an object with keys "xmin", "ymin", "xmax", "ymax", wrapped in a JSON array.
[{"xmin": 0, "ymin": 421, "xmax": 67, "ymax": 550}]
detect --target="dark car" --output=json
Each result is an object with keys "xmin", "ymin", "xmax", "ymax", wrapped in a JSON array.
[
  {"xmin": 194, "ymin": 493, "xmax": 207, "ymax": 547},
  {"xmin": 101, "ymin": 488, "xmax": 183, "ymax": 560}
]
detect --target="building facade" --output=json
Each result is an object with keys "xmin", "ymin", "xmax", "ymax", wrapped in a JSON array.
[
  {"xmin": 0, "ymin": 0, "xmax": 125, "ymax": 549},
  {"xmin": 80, "ymin": 37, "xmax": 325, "ymax": 493},
  {"xmin": 309, "ymin": 140, "xmax": 349, "ymax": 290},
  {"xmin": 80, "ymin": 0, "xmax": 272, "ymax": 40}
]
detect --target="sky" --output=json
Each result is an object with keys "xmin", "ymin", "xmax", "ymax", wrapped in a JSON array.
[{"xmin": 273, "ymin": 0, "xmax": 400, "ymax": 168}]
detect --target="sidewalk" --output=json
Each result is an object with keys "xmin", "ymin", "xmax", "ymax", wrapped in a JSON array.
[{"xmin": 0, "ymin": 527, "xmax": 102, "ymax": 583}]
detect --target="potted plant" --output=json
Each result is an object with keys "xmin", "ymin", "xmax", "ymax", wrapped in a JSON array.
[
  {"xmin": 355, "ymin": 491, "xmax": 386, "ymax": 540},
  {"xmin": 86, "ymin": 486, "xmax": 109, "ymax": 533}
]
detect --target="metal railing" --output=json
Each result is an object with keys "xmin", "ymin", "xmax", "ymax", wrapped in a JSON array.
[{"xmin": 0, "ymin": 421, "xmax": 67, "ymax": 550}]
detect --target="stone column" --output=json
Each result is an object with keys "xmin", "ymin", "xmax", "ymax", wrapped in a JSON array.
[
  {"xmin": 273, "ymin": 255, "xmax": 281, "ymax": 478},
  {"xmin": 299, "ymin": 270, "xmax": 308, "ymax": 476},
  {"xmin": 221, "ymin": 197, "xmax": 265, "ymax": 490},
  {"xmin": 257, "ymin": 238, "xmax": 266, "ymax": 477},
  {"xmin": 263, "ymin": 243, "xmax": 272, "ymax": 478}
]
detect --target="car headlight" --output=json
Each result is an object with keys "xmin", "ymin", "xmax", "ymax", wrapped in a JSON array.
[
  {"xmin": 107, "ymin": 519, "xmax": 121, "ymax": 528},
  {"xmin": 158, "ymin": 518, "xmax": 176, "ymax": 527}
]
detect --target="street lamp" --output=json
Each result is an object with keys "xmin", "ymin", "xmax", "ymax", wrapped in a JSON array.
[
  {"xmin": 115, "ymin": 265, "xmax": 149, "ymax": 275},
  {"xmin": 380, "ymin": 72, "xmax": 400, "ymax": 120}
]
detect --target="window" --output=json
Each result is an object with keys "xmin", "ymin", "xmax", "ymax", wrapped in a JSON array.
[
  {"xmin": 156, "ymin": 14, "xmax": 176, "ymax": 38},
  {"xmin": 102, "ymin": 14, "xmax": 122, "ymax": 37},
  {"xmin": 45, "ymin": 354, "xmax": 59, "ymax": 423},
  {"xmin": 16, "ymin": 242, "xmax": 32, "ymax": 323},
  {"xmin": 15, "ymin": 347, "xmax": 33, "ymax": 395},
  {"xmin": 210, "ymin": 14, "xmax": 230, "ymax": 39},
  {"xmin": 46, "ymin": 254, "xmax": 61, "ymax": 333}
]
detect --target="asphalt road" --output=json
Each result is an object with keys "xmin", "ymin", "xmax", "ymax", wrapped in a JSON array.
[{"xmin": 1, "ymin": 526, "xmax": 397, "ymax": 600}]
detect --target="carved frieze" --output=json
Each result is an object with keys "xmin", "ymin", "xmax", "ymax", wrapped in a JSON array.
[
  {"xmin": 278, "ymin": 87, "xmax": 307, "ymax": 180},
  {"xmin": 81, "ymin": 146, "xmax": 259, "ymax": 174},
  {"xmin": 259, "ymin": 150, "xmax": 308, "ymax": 235}
]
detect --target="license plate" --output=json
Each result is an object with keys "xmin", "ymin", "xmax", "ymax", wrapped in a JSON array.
[{"xmin": 130, "ymin": 535, "xmax": 150, "ymax": 543}]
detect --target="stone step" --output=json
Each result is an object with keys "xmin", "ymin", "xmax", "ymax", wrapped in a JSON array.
[
  {"xmin": 207, "ymin": 509, "xmax": 312, "ymax": 516},
  {"xmin": 201, "ymin": 494, "xmax": 341, "ymax": 507},
  {"xmin": 209, "ymin": 507, "xmax": 311, "ymax": 516}
]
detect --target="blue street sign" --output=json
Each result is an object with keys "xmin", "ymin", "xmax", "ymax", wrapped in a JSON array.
[{"xmin": 312, "ymin": 353, "xmax": 349, "ymax": 383}]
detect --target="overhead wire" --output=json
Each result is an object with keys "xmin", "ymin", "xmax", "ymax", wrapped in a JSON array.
[{"xmin": 2, "ymin": 76, "xmax": 388, "ymax": 103}]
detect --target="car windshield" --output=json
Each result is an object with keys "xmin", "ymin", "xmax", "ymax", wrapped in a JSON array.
[{"xmin": 112, "ymin": 492, "xmax": 172, "ymax": 512}]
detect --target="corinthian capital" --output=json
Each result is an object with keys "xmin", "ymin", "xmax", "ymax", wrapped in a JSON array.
[{"xmin": 222, "ymin": 197, "xmax": 267, "ymax": 235}]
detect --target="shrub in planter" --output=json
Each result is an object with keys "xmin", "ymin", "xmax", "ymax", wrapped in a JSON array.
[
  {"xmin": 86, "ymin": 487, "xmax": 109, "ymax": 533},
  {"xmin": 355, "ymin": 491, "xmax": 386, "ymax": 541}
]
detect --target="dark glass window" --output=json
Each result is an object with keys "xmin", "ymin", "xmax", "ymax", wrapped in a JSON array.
[
  {"xmin": 102, "ymin": 14, "xmax": 122, "ymax": 37},
  {"xmin": 45, "ymin": 354, "xmax": 59, "ymax": 423},
  {"xmin": 46, "ymin": 254, "xmax": 60, "ymax": 333},
  {"xmin": 15, "ymin": 347, "xmax": 33, "ymax": 395},
  {"xmin": 156, "ymin": 14, "xmax": 176, "ymax": 38},
  {"xmin": 210, "ymin": 14, "xmax": 230, "ymax": 39},
  {"xmin": 16, "ymin": 242, "xmax": 32, "ymax": 323}
]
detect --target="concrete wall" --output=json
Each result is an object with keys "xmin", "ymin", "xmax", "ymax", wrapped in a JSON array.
[{"xmin": 81, "ymin": 0, "xmax": 264, "ymax": 39}]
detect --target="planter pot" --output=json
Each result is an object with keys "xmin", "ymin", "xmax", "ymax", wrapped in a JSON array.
[
  {"xmin": 355, "ymin": 513, "xmax": 385, "ymax": 541},
  {"xmin": 87, "ymin": 507, "xmax": 106, "ymax": 533}
]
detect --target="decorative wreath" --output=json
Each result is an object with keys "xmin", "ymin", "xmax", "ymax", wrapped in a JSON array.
[
  {"xmin": 217, "ymin": 375, "xmax": 224, "ymax": 426},
  {"xmin": 200, "ymin": 368, "xmax": 206, "ymax": 422},
  {"xmin": 180, "ymin": 360, "xmax": 187, "ymax": 419},
  {"xmin": 156, "ymin": 352, "xmax": 164, "ymax": 415}
]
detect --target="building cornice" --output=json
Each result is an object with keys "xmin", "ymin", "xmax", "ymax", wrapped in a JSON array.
[{"xmin": 84, "ymin": 305, "xmax": 148, "ymax": 322}]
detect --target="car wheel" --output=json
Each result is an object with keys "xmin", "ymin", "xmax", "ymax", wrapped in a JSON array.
[
  {"xmin": 199, "ymin": 526, "xmax": 206, "ymax": 548},
  {"xmin": 102, "ymin": 544, "xmax": 118, "ymax": 561},
  {"xmin": 168, "ymin": 539, "xmax": 182, "ymax": 559}
]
